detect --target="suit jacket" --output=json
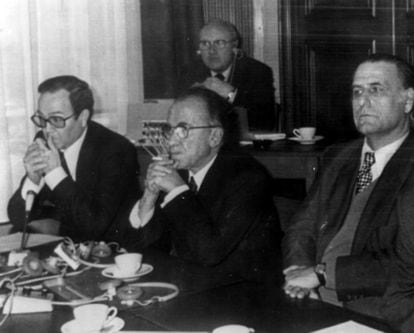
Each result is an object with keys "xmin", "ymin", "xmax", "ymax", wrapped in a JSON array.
[
  {"xmin": 131, "ymin": 149, "xmax": 282, "ymax": 281},
  {"xmin": 178, "ymin": 55, "xmax": 276, "ymax": 131},
  {"xmin": 8, "ymin": 121, "xmax": 140, "ymax": 244},
  {"xmin": 283, "ymin": 133, "xmax": 414, "ymax": 309}
]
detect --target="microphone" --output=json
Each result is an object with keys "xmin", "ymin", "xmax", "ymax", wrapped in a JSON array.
[
  {"xmin": 21, "ymin": 190, "xmax": 36, "ymax": 250},
  {"xmin": 25, "ymin": 190, "xmax": 36, "ymax": 215}
]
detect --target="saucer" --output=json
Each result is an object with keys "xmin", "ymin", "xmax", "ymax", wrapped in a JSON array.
[
  {"xmin": 61, "ymin": 317, "xmax": 124, "ymax": 333},
  {"xmin": 102, "ymin": 263, "xmax": 153, "ymax": 281},
  {"xmin": 288, "ymin": 135, "xmax": 324, "ymax": 145}
]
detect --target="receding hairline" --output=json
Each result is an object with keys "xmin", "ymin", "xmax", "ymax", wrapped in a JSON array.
[
  {"xmin": 170, "ymin": 95, "xmax": 217, "ymax": 125},
  {"xmin": 199, "ymin": 20, "xmax": 238, "ymax": 42}
]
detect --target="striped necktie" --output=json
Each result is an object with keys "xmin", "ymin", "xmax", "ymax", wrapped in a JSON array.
[{"xmin": 355, "ymin": 152, "xmax": 375, "ymax": 194}]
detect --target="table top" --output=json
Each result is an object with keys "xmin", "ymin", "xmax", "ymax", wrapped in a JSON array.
[{"xmin": 0, "ymin": 244, "xmax": 392, "ymax": 333}]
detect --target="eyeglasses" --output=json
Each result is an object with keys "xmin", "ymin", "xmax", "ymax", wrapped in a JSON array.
[
  {"xmin": 161, "ymin": 123, "xmax": 222, "ymax": 140},
  {"xmin": 31, "ymin": 113, "xmax": 75, "ymax": 129},
  {"xmin": 199, "ymin": 39, "xmax": 234, "ymax": 50}
]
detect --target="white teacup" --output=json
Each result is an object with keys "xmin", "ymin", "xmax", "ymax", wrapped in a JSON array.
[
  {"xmin": 73, "ymin": 304, "xmax": 117, "ymax": 332},
  {"xmin": 213, "ymin": 325, "xmax": 255, "ymax": 333},
  {"xmin": 293, "ymin": 127, "xmax": 316, "ymax": 140},
  {"xmin": 115, "ymin": 253, "xmax": 142, "ymax": 276}
]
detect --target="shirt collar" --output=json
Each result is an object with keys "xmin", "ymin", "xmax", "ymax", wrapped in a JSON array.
[
  {"xmin": 189, "ymin": 154, "xmax": 218, "ymax": 190},
  {"xmin": 211, "ymin": 65, "xmax": 232, "ymax": 82},
  {"xmin": 61, "ymin": 126, "xmax": 88, "ymax": 179},
  {"xmin": 361, "ymin": 132, "xmax": 408, "ymax": 180}
]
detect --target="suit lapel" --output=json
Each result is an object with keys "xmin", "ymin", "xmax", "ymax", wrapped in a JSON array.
[
  {"xmin": 317, "ymin": 145, "xmax": 361, "ymax": 255},
  {"xmin": 353, "ymin": 133, "xmax": 414, "ymax": 253},
  {"xmin": 76, "ymin": 123, "xmax": 98, "ymax": 186}
]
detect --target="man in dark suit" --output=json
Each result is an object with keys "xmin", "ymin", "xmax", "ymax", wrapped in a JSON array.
[
  {"xmin": 178, "ymin": 19, "xmax": 275, "ymax": 131},
  {"xmin": 282, "ymin": 54, "xmax": 414, "ymax": 324},
  {"xmin": 129, "ymin": 87, "xmax": 281, "ymax": 281},
  {"xmin": 8, "ymin": 75, "xmax": 140, "ymax": 244}
]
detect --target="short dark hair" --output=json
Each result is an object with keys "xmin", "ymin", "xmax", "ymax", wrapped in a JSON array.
[
  {"xmin": 201, "ymin": 19, "xmax": 241, "ymax": 48},
  {"xmin": 358, "ymin": 53, "xmax": 414, "ymax": 89},
  {"xmin": 38, "ymin": 75, "xmax": 94, "ymax": 119},
  {"xmin": 175, "ymin": 87, "xmax": 239, "ymax": 147}
]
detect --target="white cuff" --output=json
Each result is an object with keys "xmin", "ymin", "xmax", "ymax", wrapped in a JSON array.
[
  {"xmin": 160, "ymin": 185, "xmax": 189, "ymax": 208},
  {"xmin": 44, "ymin": 167, "xmax": 67, "ymax": 190},
  {"xmin": 129, "ymin": 200, "xmax": 154, "ymax": 228}
]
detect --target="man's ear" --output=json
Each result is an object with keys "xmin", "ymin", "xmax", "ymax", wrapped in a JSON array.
[
  {"xmin": 79, "ymin": 109, "xmax": 90, "ymax": 126},
  {"xmin": 404, "ymin": 88, "xmax": 414, "ymax": 114},
  {"xmin": 209, "ymin": 127, "xmax": 224, "ymax": 148}
]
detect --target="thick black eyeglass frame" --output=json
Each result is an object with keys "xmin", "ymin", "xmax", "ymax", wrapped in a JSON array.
[{"xmin": 31, "ymin": 113, "xmax": 75, "ymax": 129}]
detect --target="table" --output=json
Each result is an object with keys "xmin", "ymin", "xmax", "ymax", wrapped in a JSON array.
[
  {"xmin": 137, "ymin": 140, "xmax": 329, "ymax": 193},
  {"xmin": 0, "ymin": 245, "xmax": 393, "ymax": 333}
]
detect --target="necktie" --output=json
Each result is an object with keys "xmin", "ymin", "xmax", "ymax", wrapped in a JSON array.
[
  {"xmin": 355, "ymin": 152, "xmax": 375, "ymax": 194},
  {"xmin": 215, "ymin": 73, "xmax": 225, "ymax": 81},
  {"xmin": 188, "ymin": 176, "xmax": 198, "ymax": 193},
  {"xmin": 59, "ymin": 151, "xmax": 70, "ymax": 176}
]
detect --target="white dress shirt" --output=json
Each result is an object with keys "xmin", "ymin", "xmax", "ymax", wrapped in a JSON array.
[{"xmin": 130, "ymin": 155, "xmax": 218, "ymax": 229}]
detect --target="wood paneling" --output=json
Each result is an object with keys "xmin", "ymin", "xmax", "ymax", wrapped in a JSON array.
[{"xmin": 281, "ymin": 0, "xmax": 413, "ymax": 141}]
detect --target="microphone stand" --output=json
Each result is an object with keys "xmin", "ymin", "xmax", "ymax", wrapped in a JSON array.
[{"xmin": 20, "ymin": 190, "xmax": 35, "ymax": 250}]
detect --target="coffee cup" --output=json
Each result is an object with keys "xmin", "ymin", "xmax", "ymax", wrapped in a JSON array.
[
  {"xmin": 212, "ymin": 324, "xmax": 255, "ymax": 333},
  {"xmin": 73, "ymin": 303, "xmax": 117, "ymax": 332},
  {"xmin": 115, "ymin": 253, "xmax": 142, "ymax": 276},
  {"xmin": 293, "ymin": 127, "xmax": 316, "ymax": 140}
]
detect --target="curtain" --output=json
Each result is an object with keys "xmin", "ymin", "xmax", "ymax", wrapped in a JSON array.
[
  {"xmin": 0, "ymin": 0, "xmax": 132, "ymax": 222},
  {"xmin": 140, "ymin": 0, "xmax": 204, "ymax": 99}
]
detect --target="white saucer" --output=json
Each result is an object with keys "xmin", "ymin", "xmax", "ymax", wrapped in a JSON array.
[
  {"xmin": 102, "ymin": 263, "xmax": 153, "ymax": 281},
  {"xmin": 288, "ymin": 135, "xmax": 324, "ymax": 145},
  {"xmin": 61, "ymin": 317, "xmax": 124, "ymax": 333}
]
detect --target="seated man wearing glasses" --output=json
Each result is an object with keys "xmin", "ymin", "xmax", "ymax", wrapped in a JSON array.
[
  {"xmin": 129, "ymin": 87, "xmax": 281, "ymax": 281},
  {"xmin": 178, "ymin": 19, "xmax": 276, "ymax": 131},
  {"xmin": 8, "ymin": 75, "xmax": 140, "ymax": 244}
]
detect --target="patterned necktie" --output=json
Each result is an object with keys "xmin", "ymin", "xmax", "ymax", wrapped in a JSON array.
[
  {"xmin": 188, "ymin": 176, "xmax": 198, "ymax": 193},
  {"xmin": 355, "ymin": 152, "xmax": 375, "ymax": 194},
  {"xmin": 215, "ymin": 73, "xmax": 225, "ymax": 81}
]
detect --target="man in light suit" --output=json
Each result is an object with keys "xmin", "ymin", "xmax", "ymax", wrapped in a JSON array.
[
  {"xmin": 178, "ymin": 19, "xmax": 276, "ymax": 131},
  {"xmin": 8, "ymin": 75, "xmax": 140, "ymax": 244},
  {"xmin": 129, "ymin": 87, "xmax": 281, "ymax": 281},
  {"xmin": 282, "ymin": 54, "xmax": 414, "ymax": 325}
]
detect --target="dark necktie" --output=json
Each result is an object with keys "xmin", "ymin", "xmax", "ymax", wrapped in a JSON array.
[
  {"xmin": 355, "ymin": 152, "xmax": 375, "ymax": 194},
  {"xmin": 215, "ymin": 73, "xmax": 225, "ymax": 81},
  {"xmin": 59, "ymin": 151, "xmax": 70, "ymax": 176},
  {"xmin": 188, "ymin": 176, "xmax": 198, "ymax": 193}
]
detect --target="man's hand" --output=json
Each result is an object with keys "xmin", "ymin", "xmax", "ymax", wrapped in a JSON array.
[
  {"xmin": 23, "ymin": 139, "xmax": 48, "ymax": 185},
  {"xmin": 202, "ymin": 77, "xmax": 234, "ymax": 99},
  {"xmin": 146, "ymin": 159, "xmax": 185, "ymax": 193},
  {"xmin": 39, "ymin": 137, "xmax": 62, "ymax": 175},
  {"xmin": 283, "ymin": 265, "xmax": 320, "ymax": 299}
]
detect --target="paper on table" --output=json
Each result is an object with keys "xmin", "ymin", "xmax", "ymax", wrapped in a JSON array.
[
  {"xmin": 310, "ymin": 321, "xmax": 384, "ymax": 333},
  {"xmin": 249, "ymin": 132, "xmax": 286, "ymax": 141},
  {"xmin": 120, "ymin": 331, "xmax": 208, "ymax": 333},
  {"xmin": 0, "ymin": 232, "xmax": 63, "ymax": 253}
]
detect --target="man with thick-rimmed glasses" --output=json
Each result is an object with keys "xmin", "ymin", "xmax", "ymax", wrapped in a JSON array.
[
  {"xmin": 8, "ymin": 75, "xmax": 140, "ymax": 245},
  {"xmin": 129, "ymin": 87, "xmax": 282, "ymax": 281},
  {"xmin": 177, "ymin": 19, "xmax": 276, "ymax": 131}
]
